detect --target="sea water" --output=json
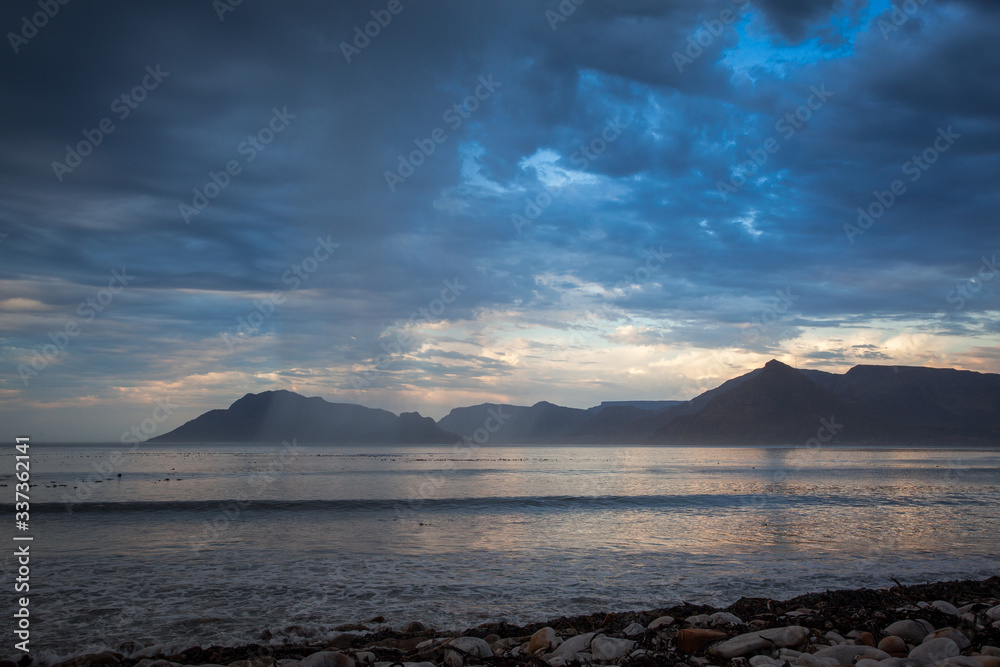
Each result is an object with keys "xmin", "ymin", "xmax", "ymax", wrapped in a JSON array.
[{"xmin": 3, "ymin": 444, "xmax": 998, "ymax": 658}]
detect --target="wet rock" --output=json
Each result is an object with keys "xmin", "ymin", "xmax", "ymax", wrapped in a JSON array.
[
  {"xmin": 924, "ymin": 627, "xmax": 971, "ymax": 650},
  {"xmin": 403, "ymin": 621, "xmax": 425, "ymax": 633},
  {"xmin": 443, "ymin": 636, "xmax": 492, "ymax": 667},
  {"xmin": 299, "ymin": 651, "xmax": 354, "ymax": 667},
  {"xmin": 933, "ymin": 600, "xmax": 961, "ymax": 616},
  {"xmin": 687, "ymin": 614, "xmax": 713, "ymax": 625},
  {"xmin": 709, "ymin": 625, "xmax": 810, "ymax": 659},
  {"xmin": 590, "ymin": 636, "xmax": 637, "ymax": 662},
  {"xmin": 546, "ymin": 632, "xmax": 594, "ymax": 664},
  {"xmin": 879, "ymin": 635, "xmax": 908, "ymax": 654},
  {"xmin": 622, "ymin": 622, "xmax": 644, "ymax": 636},
  {"xmin": 260, "ymin": 630, "xmax": 274, "ymax": 641},
  {"xmin": 527, "ymin": 627, "xmax": 560, "ymax": 654},
  {"xmin": 824, "ymin": 630, "xmax": 846, "ymax": 644},
  {"xmin": 710, "ymin": 612, "xmax": 743, "ymax": 625},
  {"xmin": 53, "ymin": 653, "xmax": 121, "ymax": 667},
  {"xmin": 648, "ymin": 615, "xmax": 675, "ymax": 629},
  {"xmin": 227, "ymin": 658, "xmax": 276, "ymax": 667},
  {"xmin": 118, "ymin": 641, "xmax": 145, "ymax": 655},
  {"xmin": 813, "ymin": 644, "xmax": 873, "ymax": 664},
  {"xmin": 677, "ymin": 629, "xmax": 728, "ymax": 654},
  {"xmin": 937, "ymin": 658, "xmax": 987, "ymax": 667},
  {"xmin": 886, "ymin": 619, "xmax": 931, "ymax": 643},
  {"xmin": 908, "ymin": 637, "xmax": 959, "ymax": 663}
]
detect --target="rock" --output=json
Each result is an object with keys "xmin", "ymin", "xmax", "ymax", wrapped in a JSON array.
[
  {"xmin": 443, "ymin": 636, "xmax": 492, "ymax": 667},
  {"xmin": 710, "ymin": 612, "xmax": 743, "ymax": 625},
  {"xmin": 887, "ymin": 620, "xmax": 931, "ymax": 643},
  {"xmin": 709, "ymin": 625, "xmax": 810, "ymax": 659},
  {"xmin": 860, "ymin": 648, "xmax": 892, "ymax": 661},
  {"xmin": 908, "ymin": 637, "xmax": 959, "ymax": 663},
  {"xmin": 856, "ymin": 660, "xmax": 883, "ymax": 667},
  {"xmin": 687, "ymin": 614, "xmax": 713, "ymax": 625},
  {"xmin": 492, "ymin": 637, "xmax": 527, "ymax": 655},
  {"xmin": 988, "ymin": 605, "xmax": 1000, "ymax": 622},
  {"xmin": 622, "ymin": 622, "xmax": 644, "ymax": 636},
  {"xmin": 880, "ymin": 636, "xmax": 908, "ymax": 654},
  {"xmin": 591, "ymin": 636, "xmax": 637, "ymax": 662},
  {"xmin": 549, "ymin": 632, "xmax": 594, "ymax": 657},
  {"xmin": 749, "ymin": 657, "xmax": 781, "ymax": 667},
  {"xmin": 794, "ymin": 652, "xmax": 822, "ymax": 667},
  {"xmin": 648, "ymin": 615, "xmax": 674, "ymax": 629},
  {"xmin": 859, "ymin": 631, "xmax": 877, "ymax": 646},
  {"xmin": 924, "ymin": 627, "xmax": 971, "ymax": 650},
  {"xmin": 937, "ymin": 658, "xmax": 986, "ymax": 667},
  {"xmin": 228, "ymin": 659, "xmax": 276, "ymax": 667},
  {"xmin": 354, "ymin": 653, "xmax": 375, "ymax": 666},
  {"xmin": 527, "ymin": 627, "xmax": 560, "ymax": 654},
  {"xmin": 677, "ymin": 629, "xmax": 728, "ymax": 654},
  {"xmin": 300, "ymin": 653, "xmax": 353, "ymax": 667},
  {"xmin": 118, "ymin": 641, "xmax": 145, "ymax": 655},
  {"xmin": 54, "ymin": 654, "xmax": 121, "ymax": 667},
  {"xmin": 403, "ymin": 621, "xmax": 425, "ymax": 633},
  {"xmin": 970, "ymin": 658, "xmax": 1000, "ymax": 667},
  {"xmin": 933, "ymin": 601, "xmax": 961, "ymax": 616},
  {"xmin": 813, "ymin": 644, "xmax": 872, "ymax": 664},
  {"xmin": 824, "ymin": 630, "xmax": 846, "ymax": 644},
  {"xmin": 982, "ymin": 647, "xmax": 1000, "ymax": 657},
  {"xmin": 916, "ymin": 619, "xmax": 935, "ymax": 633}
]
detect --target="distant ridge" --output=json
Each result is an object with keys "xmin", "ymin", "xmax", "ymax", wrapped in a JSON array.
[
  {"xmin": 150, "ymin": 362, "xmax": 1000, "ymax": 445},
  {"xmin": 149, "ymin": 390, "xmax": 459, "ymax": 444}
]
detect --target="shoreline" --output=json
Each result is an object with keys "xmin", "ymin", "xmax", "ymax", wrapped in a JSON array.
[{"xmin": 35, "ymin": 576, "xmax": 1000, "ymax": 667}]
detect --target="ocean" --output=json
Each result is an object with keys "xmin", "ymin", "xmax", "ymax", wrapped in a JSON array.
[{"xmin": 3, "ymin": 443, "xmax": 999, "ymax": 660}]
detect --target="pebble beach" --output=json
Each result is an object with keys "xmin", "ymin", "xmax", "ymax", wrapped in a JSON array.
[{"xmin": 30, "ymin": 576, "xmax": 1000, "ymax": 667}]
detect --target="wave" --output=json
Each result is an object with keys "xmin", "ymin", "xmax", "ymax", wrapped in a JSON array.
[{"xmin": 5, "ymin": 490, "xmax": 983, "ymax": 516}]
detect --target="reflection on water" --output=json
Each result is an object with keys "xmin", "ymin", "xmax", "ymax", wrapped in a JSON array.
[{"xmin": 1, "ymin": 444, "xmax": 997, "ymax": 657}]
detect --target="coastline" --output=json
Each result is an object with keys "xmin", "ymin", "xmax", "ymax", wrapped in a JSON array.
[{"xmin": 35, "ymin": 576, "xmax": 1000, "ymax": 667}]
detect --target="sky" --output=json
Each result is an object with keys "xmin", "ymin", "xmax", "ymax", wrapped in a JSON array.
[{"xmin": 1, "ymin": 0, "xmax": 998, "ymax": 442}]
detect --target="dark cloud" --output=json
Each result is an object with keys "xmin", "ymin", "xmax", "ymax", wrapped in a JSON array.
[{"xmin": 0, "ymin": 0, "xmax": 998, "ymax": 440}]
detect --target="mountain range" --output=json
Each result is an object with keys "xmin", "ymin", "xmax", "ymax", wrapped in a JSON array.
[{"xmin": 149, "ymin": 361, "xmax": 1000, "ymax": 445}]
